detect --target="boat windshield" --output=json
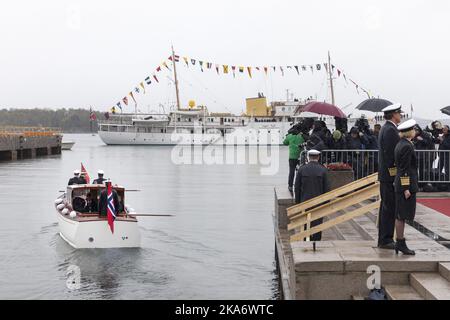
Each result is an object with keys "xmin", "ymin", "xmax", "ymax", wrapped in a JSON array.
[{"xmin": 70, "ymin": 186, "xmax": 125, "ymax": 214}]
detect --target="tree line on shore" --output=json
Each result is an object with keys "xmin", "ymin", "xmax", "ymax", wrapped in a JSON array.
[{"xmin": 0, "ymin": 108, "xmax": 107, "ymax": 133}]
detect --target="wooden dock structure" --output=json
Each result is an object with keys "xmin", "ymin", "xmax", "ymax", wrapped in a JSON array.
[
  {"xmin": 0, "ymin": 127, "xmax": 62, "ymax": 161},
  {"xmin": 274, "ymin": 175, "xmax": 450, "ymax": 300}
]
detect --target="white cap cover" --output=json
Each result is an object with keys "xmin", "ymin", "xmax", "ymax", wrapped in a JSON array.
[
  {"xmin": 307, "ymin": 149, "xmax": 321, "ymax": 156},
  {"xmin": 98, "ymin": 170, "xmax": 105, "ymax": 175},
  {"xmin": 74, "ymin": 169, "xmax": 80, "ymax": 175},
  {"xmin": 382, "ymin": 103, "xmax": 402, "ymax": 113},
  {"xmin": 398, "ymin": 119, "xmax": 417, "ymax": 132}
]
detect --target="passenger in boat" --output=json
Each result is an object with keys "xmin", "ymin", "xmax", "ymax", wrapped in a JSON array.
[
  {"xmin": 68, "ymin": 169, "xmax": 87, "ymax": 185},
  {"xmin": 294, "ymin": 150, "xmax": 330, "ymax": 241},
  {"xmin": 98, "ymin": 183, "xmax": 120, "ymax": 216},
  {"xmin": 93, "ymin": 170, "xmax": 107, "ymax": 185},
  {"xmin": 82, "ymin": 193, "xmax": 98, "ymax": 213}
]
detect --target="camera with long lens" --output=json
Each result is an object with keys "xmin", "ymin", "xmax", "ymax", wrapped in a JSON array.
[{"xmin": 355, "ymin": 117, "xmax": 371, "ymax": 135}]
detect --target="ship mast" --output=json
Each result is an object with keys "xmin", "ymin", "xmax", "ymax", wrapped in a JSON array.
[
  {"xmin": 171, "ymin": 45, "xmax": 181, "ymax": 110},
  {"xmin": 328, "ymin": 51, "xmax": 336, "ymax": 106}
]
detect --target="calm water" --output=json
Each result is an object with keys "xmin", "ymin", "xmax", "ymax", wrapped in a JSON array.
[{"xmin": 0, "ymin": 134, "xmax": 288, "ymax": 299}]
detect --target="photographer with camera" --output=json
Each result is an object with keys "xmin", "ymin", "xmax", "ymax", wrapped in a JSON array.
[{"xmin": 284, "ymin": 122, "xmax": 308, "ymax": 194}]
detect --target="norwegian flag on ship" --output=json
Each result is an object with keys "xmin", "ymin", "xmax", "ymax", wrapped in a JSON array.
[{"xmin": 106, "ymin": 182, "xmax": 117, "ymax": 233}]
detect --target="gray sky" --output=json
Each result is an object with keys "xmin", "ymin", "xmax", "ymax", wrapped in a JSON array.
[{"xmin": 1, "ymin": 0, "xmax": 449, "ymax": 119}]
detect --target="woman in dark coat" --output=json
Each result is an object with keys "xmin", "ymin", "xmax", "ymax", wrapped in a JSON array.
[{"xmin": 394, "ymin": 119, "xmax": 419, "ymax": 255}]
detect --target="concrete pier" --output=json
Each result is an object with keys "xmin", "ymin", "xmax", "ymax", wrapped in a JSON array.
[
  {"xmin": 0, "ymin": 127, "xmax": 62, "ymax": 161},
  {"xmin": 274, "ymin": 187, "xmax": 450, "ymax": 300}
]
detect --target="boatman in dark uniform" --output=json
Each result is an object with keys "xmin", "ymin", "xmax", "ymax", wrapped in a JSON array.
[
  {"xmin": 68, "ymin": 169, "xmax": 87, "ymax": 185},
  {"xmin": 93, "ymin": 170, "xmax": 107, "ymax": 184},
  {"xmin": 377, "ymin": 103, "xmax": 402, "ymax": 249},
  {"xmin": 294, "ymin": 149, "xmax": 330, "ymax": 241},
  {"xmin": 394, "ymin": 119, "xmax": 419, "ymax": 255}
]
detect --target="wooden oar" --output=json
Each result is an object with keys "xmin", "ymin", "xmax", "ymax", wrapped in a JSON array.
[{"xmin": 127, "ymin": 213, "xmax": 175, "ymax": 217}]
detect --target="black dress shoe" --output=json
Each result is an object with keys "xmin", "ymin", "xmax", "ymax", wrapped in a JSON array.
[
  {"xmin": 378, "ymin": 242, "xmax": 396, "ymax": 250},
  {"xmin": 395, "ymin": 239, "xmax": 415, "ymax": 255}
]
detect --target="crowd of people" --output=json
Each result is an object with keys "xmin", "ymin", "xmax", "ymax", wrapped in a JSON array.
[
  {"xmin": 286, "ymin": 105, "xmax": 450, "ymax": 255},
  {"xmin": 284, "ymin": 116, "xmax": 450, "ymax": 192}
]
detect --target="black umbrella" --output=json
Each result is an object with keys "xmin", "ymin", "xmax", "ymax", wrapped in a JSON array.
[
  {"xmin": 355, "ymin": 98, "xmax": 393, "ymax": 113},
  {"xmin": 441, "ymin": 106, "xmax": 450, "ymax": 116}
]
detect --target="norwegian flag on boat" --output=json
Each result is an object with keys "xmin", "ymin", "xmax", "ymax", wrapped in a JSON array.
[
  {"xmin": 80, "ymin": 162, "xmax": 90, "ymax": 184},
  {"xmin": 106, "ymin": 181, "xmax": 117, "ymax": 233}
]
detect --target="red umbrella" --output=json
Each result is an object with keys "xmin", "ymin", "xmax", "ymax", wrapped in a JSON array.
[{"xmin": 301, "ymin": 101, "xmax": 347, "ymax": 118}]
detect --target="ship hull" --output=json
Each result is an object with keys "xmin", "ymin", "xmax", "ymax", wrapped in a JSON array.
[
  {"xmin": 57, "ymin": 212, "xmax": 141, "ymax": 249},
  {"xmin": 98, "ymin": 123, "xmax": 291, "ymax": 146}
]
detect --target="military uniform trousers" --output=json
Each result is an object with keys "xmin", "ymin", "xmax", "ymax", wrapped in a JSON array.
[{"xmin": 378, "ymin": 182, "xmax": 396, "ymax": 246}]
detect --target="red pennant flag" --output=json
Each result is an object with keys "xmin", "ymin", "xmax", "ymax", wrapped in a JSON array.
[
  {"xmin": 264, "ymin": 67, "xmax": 268, "ymax": 75},
  {"xmin": 153, "ymin": 74, "xmax": 159, "ymax": 83},
  {"xmin": 232, "ymin": 66, "xmax": 236, "ymax": 78},
  {"xmin": 337, "ymin": 69, "xmax": 342, "ymax": 77},
  {"xmin": 122, "ymin": 97, "xmax": 128, "ymax": 106},
  {"xmin": 156, "ymin": 66, "xmax": 161, "ymax": 72},
  {"xmin": 80, "ymin": 163, "xmax": 90, "ymax": 184}
]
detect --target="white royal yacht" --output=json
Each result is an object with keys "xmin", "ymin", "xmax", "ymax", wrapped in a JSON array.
[
  {"xmin": 97, "ymin": 49, "xmax": 390, "ymax": 146},
  {"xmin": 55, "ymin": 184, "xmax": 141, "ymax": 249}
]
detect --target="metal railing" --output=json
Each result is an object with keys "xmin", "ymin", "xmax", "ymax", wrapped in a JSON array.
[{"xmin": 299, "ymin": 149, "xmax": 450, "ymax": 184}]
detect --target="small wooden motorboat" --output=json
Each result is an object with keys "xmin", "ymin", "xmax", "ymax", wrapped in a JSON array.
[
  {"xmin": 61, "ymin": 141, "xmax": 75, "ymax": 150},
  {"xmin": 54, "ymin": 184, "xmax": 141, "ymax": 249}
]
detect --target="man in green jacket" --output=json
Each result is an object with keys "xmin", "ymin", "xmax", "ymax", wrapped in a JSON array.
[{"xmin": 283, "ymin": 131, "xmax": 305, "ymax": 193}]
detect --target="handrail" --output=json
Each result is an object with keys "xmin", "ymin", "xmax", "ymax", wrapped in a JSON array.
[
  {"xmin": 287, "ymin": 173, "xmax": 378, "ymax": 218},
  {"xmin": 287, "ymin": 173, "xmax": 380, "ymax": 242}
]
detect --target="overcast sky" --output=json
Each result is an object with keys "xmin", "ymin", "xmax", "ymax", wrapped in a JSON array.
[{"xmin": 1, "ymin": 0, "xmax": 449, "ymax": 119}]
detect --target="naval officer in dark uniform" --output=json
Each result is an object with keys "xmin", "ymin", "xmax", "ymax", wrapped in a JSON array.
[
  {"xmin": 377, "ymin": 103, "xmax": 402, "ymax": 249},
  {"xmin": 294, "ymin": 149, "xmax": 330, "ymax": 241},
  {"xmin": 394, "ymin": 119, "xmax": 418, "ymax": 255}
]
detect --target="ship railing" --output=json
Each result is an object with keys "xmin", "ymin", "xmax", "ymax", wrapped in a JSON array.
[{"xmin": 299, "ymin": 149, "xmax": 450, "ymax": 184}]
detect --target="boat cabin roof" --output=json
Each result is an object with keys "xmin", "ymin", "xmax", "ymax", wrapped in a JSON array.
[
  {"xmin": 66, "ymin": 184, "xmax": 125, "ymax": 200},
  {"xmin": 67, "ymin": 184, "xmax": 125, "ymax": 191}
]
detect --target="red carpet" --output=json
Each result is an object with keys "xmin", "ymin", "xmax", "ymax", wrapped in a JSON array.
[{"xmin": 417, "ymin": 198, "xmax": 450, "ymax": 218}]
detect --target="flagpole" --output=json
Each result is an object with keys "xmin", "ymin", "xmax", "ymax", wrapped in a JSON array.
[
  {"xmin": 89, "ymin": 106, "xmax": 93, "ymax": 134},
  {"xmin": 328, "ymin": 51, "xmax": 336, "ymax": 106},
  {"xmin": 172, "ymin": 45, "xmax": 181, "ymax": 110}
]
